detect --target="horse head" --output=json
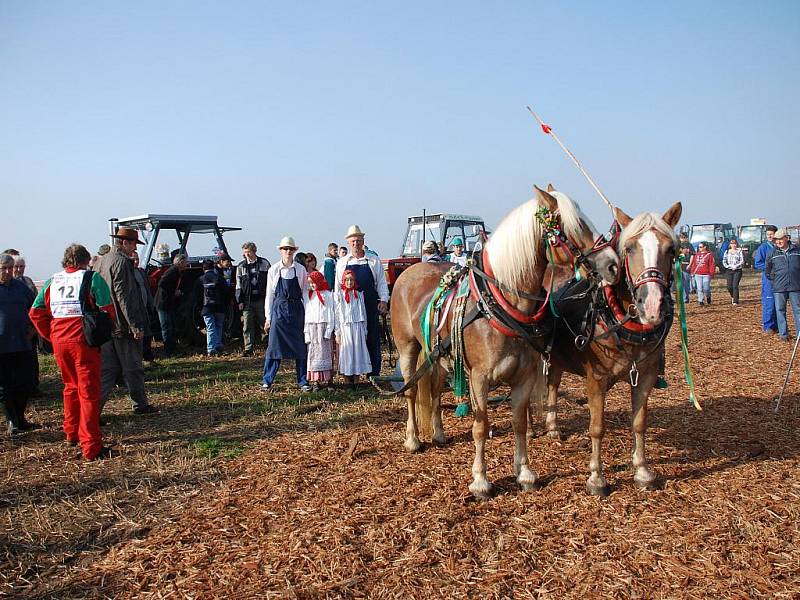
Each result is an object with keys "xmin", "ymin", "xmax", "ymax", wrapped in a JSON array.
[
  {"xmin": 614, "ymin": 203, "xmax": 682, "ymax": 326},
  {"xmin": 536, "ymin": 185, "xmax": 621, "ymax": 286}
]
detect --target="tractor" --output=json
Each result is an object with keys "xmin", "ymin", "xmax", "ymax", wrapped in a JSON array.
[
  {"xmin": 108, "ymin": 214, "xmax": 242, "ymax": 347},
  {"xmin": 682, "ymin": 222, "xmax": 736, "ymax": 272},
  {"xmin": 737, "ymin": 220, "xmax": 770, "ymax": 267},
  {"xmin": 382, "ymin": 212, "xmax": 488, "ymax": 290}
]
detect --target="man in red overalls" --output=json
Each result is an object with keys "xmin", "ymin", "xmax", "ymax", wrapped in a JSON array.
[{"xmin": 30, "ymin": 244, "xmax": 117, "ymax": 460}]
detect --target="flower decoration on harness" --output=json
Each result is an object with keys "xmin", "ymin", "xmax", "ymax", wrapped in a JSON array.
[{"xmin": 535, "ymin": 206, "xmax": 562, "ymax": 245}]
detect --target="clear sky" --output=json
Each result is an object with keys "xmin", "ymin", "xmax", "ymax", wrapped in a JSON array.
[{"xmin": 2, "ymin": 1, "xmax": 798, "ymax": 279}]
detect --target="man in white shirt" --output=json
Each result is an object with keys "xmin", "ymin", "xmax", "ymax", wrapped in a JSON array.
[{"xmin": 335, "ymin": 225, "xmax": 389, "ymax": 377}]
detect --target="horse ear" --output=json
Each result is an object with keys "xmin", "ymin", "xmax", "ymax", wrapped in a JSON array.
[
  {"xmin": 613, "ymin": 206, "xmax": 633, "ymax": 228},
  {"xmin": 662, "ymin": 202, "xmax": 682, "ymax": 228},
  {"xmin": 546, "ymin": 183, "xmax": 555, "ymax": 193},
  {"xmin": 534, "ymin": 185, "xmax": 558, "ymax": 211}
]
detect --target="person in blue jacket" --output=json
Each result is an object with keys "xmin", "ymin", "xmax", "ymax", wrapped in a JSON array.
[
  {"xmin": 765, "ymin": 229, "xmax": 800, "ymax": 342},
  {"xmin": 753, "ymin": 225, "xmax": 778, "ymax": 333}
]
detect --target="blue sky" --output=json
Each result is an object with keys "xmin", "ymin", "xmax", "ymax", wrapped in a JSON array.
[{"xmin": 1, "ymin": 1, "xmax": 798, "ymax": 279}]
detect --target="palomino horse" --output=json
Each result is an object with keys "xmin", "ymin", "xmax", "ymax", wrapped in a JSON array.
[
  {"xmin": 390, "ymin": 186, "xmax": 620, "ymax": 498},
  {"xmin": 531, "ymin": 203, "xmax": 681, "ymax": 495}
]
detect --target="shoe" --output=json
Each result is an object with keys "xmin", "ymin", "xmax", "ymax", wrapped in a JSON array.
[
  {"xmin": 18, "ymin": 420, "xmax": 42, "ymax": 431},
  {"xmin": 655, "ymin": 377, "xmax": 669, "ymax": 390},
  {"xmin": 780, "ymin": 336, "xmax": 790, "ymax": 342},
  {"xmin": 733, "ymin": 302, "xmax": 739, "ymax": 306},
  {"xmin": 698, "ymin": 302, "xmax": 705, "ymax": 307},
  {"xmin": 261, "ymin": 383, "xmax": 272, "ymax": 391},
  {"xmin": 300, "ymin": 384, "xmax": 312, "ymax": 393},
  {"xmin": 132, "ymin": 404, "xmax": 160, "ymax": 415},
  {"xmin": 207, "ymin": 351, "xmax": 218, "ymax": 357},
  {"xmin": 66, "ymin": 439, "xmax": 79, "ymax": 447},
  {"xmin": 243, "ymin": 349, "xmax": 254, "ymax": 357},
  {"xmin": 88, "ymin": 446, "xmax": 116, "ymax": 461}
]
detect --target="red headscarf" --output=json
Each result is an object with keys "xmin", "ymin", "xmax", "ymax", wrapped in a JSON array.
[
  {"xmin": 307, "ymin": 270, "xmax": 330, "ymax": 304},
  {"xmin": 340, "ymin": 269, "xmax": 360, "ymax": 303}
]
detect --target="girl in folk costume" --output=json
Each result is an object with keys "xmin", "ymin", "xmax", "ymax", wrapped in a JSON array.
[
  {"xmin": 334, "ymin": 269, "xmax": 372, "ymax": 387},
  {"xmin": 304, "ymin": 270, "xmax": 335, "ymax": 390}
]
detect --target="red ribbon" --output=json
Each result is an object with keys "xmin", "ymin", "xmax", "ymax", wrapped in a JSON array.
[{"xmin": 541, "ymin": 123, "xmax": 552, "ymax": 134}]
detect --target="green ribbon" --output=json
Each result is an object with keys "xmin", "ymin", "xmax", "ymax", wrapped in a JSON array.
[
  {"xmin": 674, "ymin": 261, "xmax": 702, "ymax": 410},
  {"xmin": 546, "ymin": 243, "xmax": 561, "ymax": 318}
]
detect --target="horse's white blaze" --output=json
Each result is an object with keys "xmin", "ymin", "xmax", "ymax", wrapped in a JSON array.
[{"xmin": 638, "ymin": 230, "xmax": 663, "ymax": 320}]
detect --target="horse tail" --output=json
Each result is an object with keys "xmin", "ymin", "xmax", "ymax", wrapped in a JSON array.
[{"xmin": 415, "ymin": 352, "xmax": 434, "ymax": 437}]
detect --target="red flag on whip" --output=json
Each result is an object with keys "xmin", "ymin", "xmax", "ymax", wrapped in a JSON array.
[{"xmin": 541, "ymin": 123, "xmax": 552, "ymax": 134}]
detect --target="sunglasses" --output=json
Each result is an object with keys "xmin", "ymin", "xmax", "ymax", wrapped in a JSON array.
[{"xmin": 280, "ymin": 247, "xmax": 295, "ymax": 251}]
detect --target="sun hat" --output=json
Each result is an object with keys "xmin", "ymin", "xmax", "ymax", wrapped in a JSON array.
[
  {"xmin": 774, "ymin": 228, "xmax": 788, "ymax": 239},
  {"xmin": 345, "ymin": 225, "xmax": 365, "ymax": 239},
  {"xmin": 277, "ymin": 236, "xmax": 299, "ymax": 250},
  {"xmin": 112, "ymin": 227, "xmax": 145, "ymax": 245}
]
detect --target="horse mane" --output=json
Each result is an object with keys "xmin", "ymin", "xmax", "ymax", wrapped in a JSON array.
[
  {"xmin": 486, "ymin": 191, "xmax": 587, "ymax": 291},
  {"xmin": 618, "ymin": 212, "xmax": 679, "ymax": 251}
]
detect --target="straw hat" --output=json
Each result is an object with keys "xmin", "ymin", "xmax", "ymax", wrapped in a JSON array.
[
  {"xmin": 112, "ymin": 227, "xmax": 145, "ymax": 245},
  {"xmin": 345, "ymin": 225, "xmax": 365, "ymax": 239},
  {"xmin": 277, "ymin": 236, "xmax": 299, "ymax": 250}
]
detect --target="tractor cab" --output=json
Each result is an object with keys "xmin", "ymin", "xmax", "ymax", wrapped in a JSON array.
[
  {"xmin": 108, "ymin": 214, "xmax": 242, "ymax": 346},
  {"xmin": 383, "ymin": 213, "xmax": 488, "ymax": 290},
  {"xmin": 688, "ymin": 222, "xmax": 735, "ymax": 262},
  {"xmin": 737, "ymin": 221, "xmax": 769, "ymax": 267}
]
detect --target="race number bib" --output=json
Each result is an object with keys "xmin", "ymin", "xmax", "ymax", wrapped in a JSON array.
[{"xmin": 51, "ymin": 270, "xmax": 86, "ymax": 319}]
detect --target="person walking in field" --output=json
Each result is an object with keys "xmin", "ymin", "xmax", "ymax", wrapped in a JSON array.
[
  {"xmin": 334, "ymin": 269, "xmax": 371, "ymax": 388},
  {"xmin": 29, "ymin": 244, "xmax": 117, "ymax": 459},
  {"xmin": 754, "ymin": 225, "xmax": 779, "ymax": 334},
  {"xmin": 765, "ymin": 229, "xmax": 800, "ymax": 342},
  {"xmin": 236, "ymin": 242, "xmax": 271, "ymax": 356},
  {"xmin": 262, "ymin": 237, "xmax": 310, "ymax": 392},
  {"xmin": 689, "ymin": 241, "xmax": 715, "ymax": 306},
  {"xmin": 722, "ymin": 237, "xmax": 744, "ymax": 306},
  {"xmin": 304, "ymin": 270, "xmax": 335, "ymax": 390}
]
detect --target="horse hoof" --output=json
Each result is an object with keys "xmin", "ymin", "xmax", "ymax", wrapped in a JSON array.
[
  {"xmin": 586, "ymin": 482, "xmax": 611, "ymax": 497},
  {"xmin": 634, "ymin": 475, "xmax": 660, "ymax": 491},
  {"xmin": 519, "ymin": 481, "xmax": 536, "ymax": 492},
  {"xmin": 469, "ymin": 481, "xmax": 494, "ymax": 500},
  {"xmin": 431, "ymin": 433, "xmax": 446, "ymax": 447},
  {"xmin": 546, "ymin": 430, "xmax": 562, "ymax": 440},
  {"xmin": 403, "ymin": 438, "xmax": 422, "ymax": 453}
]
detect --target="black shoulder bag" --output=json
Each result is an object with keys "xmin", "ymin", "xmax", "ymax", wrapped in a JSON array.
[{"xmin": 79, "ymin": 271, "xmax": 113, "ymax": 347}]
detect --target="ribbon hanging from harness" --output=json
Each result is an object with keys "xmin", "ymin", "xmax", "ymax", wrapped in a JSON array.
[{"xmin": 674, "ymin": 261, "xmax": 702, "ymax": 411}]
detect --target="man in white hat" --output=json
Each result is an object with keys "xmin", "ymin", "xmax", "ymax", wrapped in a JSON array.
[
  {"xmin": 765, "ymin": 228, "xmax": 800, "ymax": 342},
  {"xmin": 335, "ymin": 225, "xmax": 389, "ymax": 377},
  {"xmin": 261, "ymin": 236, "xmax": 311, "ymax": 391}
]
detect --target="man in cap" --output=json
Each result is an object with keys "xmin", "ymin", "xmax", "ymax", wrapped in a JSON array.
[
  {"xmin": 765, "ymin": 229, "xmax": 800, "ymax": 342},
  {"xmin": 236, "ymin": 242, "xmax": 271, "ymax": 356},
  {"xmin": 448, "ymin": 237, "xmax": 468, "ymax": 267},
  {"xmin": 335, "ymin": 225, "xmax": 389, "ymax": 377},
  {"xmin": 754, "ymin": 225, "xmax": 779, "ymax": 334},
  {"xmin": 97, "ymin": 227, "xmax": 159, "ymax": 415}
]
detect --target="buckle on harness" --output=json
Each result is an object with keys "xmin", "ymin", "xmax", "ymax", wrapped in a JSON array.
[{"xmin": 629, "ymin": 361, "xmax": 639, "ymax": 387}]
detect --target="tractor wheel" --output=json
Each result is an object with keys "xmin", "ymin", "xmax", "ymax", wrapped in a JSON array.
[{"xmin": 174, "ymin": 294, "xmax": 205, "ymax": 348}]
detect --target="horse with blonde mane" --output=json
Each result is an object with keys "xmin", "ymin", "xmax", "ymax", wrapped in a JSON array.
[
  {"xmin": 530, "ymin": 202, "xmax": 682, "ymax": 495},
  {"xmin": 390, "ymin": 186, "xmax": 620, "ymax": 498}
]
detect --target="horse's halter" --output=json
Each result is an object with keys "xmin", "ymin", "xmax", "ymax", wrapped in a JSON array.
[
  {"xmin": 620, "ymin": 231, "xmax": 675, "ymax": 307},
  {"xmin": 536, "ymin": 207, "xmax": 618, "ymax": 272}
]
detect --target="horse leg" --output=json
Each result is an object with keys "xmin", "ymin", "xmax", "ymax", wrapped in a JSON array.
[
  {"xmin": 429, "ymin": 365, "xmax": 447, "ymax": 446},
  {"xmin": 545, "ymin": 370, "xmax": 564, "ymax": 440},
  {"xmin": 399, "ymin": 347, "xmax": 422, "ymax": 453},
  {"xmin": 510, "ymin": 379, "xmax": 538, "ymax": 491},
  {"xmin": 585, "ymin": 375, "xmax": 610, "ymax": 496},
  {"xmin": 527, "ymin": 360, "xmax": 547, "ymax": 438},
  {"xmin": 631, "ymin": 374, "xmax": 659, "ymax": 490},
  {"xmin": 468, "ymin": 374, "xmax": 493, "ymax": 499}
]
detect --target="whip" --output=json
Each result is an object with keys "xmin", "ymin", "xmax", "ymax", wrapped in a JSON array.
[{"xmin": 526, "ymin": 106, "xmax": 616, "ymax": 217}]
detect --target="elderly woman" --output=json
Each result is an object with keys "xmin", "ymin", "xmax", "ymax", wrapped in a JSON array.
[
  {"xmin": 262, "ymin": 237, "xmax": 310, "ymax": 392},
  {"xmin": 0, "ymin": 253, "xmax": 38, "ymax": 435},
  {"xmin": 30, "ymin": 245, "xmax": 116, "ymax": 459}
]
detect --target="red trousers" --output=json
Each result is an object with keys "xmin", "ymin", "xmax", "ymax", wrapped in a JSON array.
[{"xmin": 52, "ymin": 341, "xmax": 102, "ymax": 459}]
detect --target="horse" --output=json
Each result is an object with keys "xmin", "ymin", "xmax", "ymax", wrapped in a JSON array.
[
  {"xmin": 390, "ymin": 185, "xmax": 621, "ymax": 498},
  {"xmin": 530, "ymin": 202, "xmax": 682, "ymax": 496}
]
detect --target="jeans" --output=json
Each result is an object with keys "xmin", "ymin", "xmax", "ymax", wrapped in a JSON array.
[
  {"xmin": 726, "ymin": 269, "xmax": 742, "ymax": 304},
  {"xmin": 681, "ymin": 270, "xmax": 692, "ymax": 302},
  {"xmin": 774, "ymin": 291, "xmax": 800, "ymax": 340},
  {"xmin": 262, "ymin": 357, "xmax": 308, "ymax": 387},
  {"xmin": 694, "ymin": 275, "xmax": 711, "ymax": 305},
  {"xmin": 203, "ymin": 313, "xmax": 225, "ymax": 354},
  {"xmin": 157, "ymin": 308, "xmax": 176, "ymax": 354}
]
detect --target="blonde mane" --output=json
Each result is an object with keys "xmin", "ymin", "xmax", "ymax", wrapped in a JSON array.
[
  {"xmin": 618, "ymin": 212, "xmax": 679, "ymax": 252},
  {"xmin": 486, "ymin": 191, "xmax": 587, "ymax": 291}
]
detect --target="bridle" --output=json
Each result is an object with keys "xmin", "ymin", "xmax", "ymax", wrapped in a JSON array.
[{"xmin": 539, "ymin": 208, "xmax": 620, "ymax": 276}]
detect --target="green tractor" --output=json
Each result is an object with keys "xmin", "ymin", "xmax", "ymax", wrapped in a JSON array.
[
  {"xmin": 109, "ymin": 214, "xmax": 242, "ymax": 347},
  {"xmin": 685, "ymin": 222, "xmax": 735, "ymax": 272},
  {"xmin": 737, "ymin": 223, "xmax": 769, "ymax": 268}
]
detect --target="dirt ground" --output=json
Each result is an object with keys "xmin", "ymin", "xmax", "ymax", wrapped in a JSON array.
[{"xmin": 2, "ymin": 277, "xmax": 799, "ymax": 599}]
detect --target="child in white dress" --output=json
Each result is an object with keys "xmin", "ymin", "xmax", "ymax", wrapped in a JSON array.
[
  {"xmin": 304, "ymin": 271, "xmax": 335, "ymax": 390},
  {"xmin": 334, "ymin": 269, "xmax": 372, "ymax": 386}
]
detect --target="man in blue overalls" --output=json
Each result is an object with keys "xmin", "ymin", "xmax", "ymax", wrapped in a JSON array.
[
  {"xmin": 336, "ymin": 225, "xmax": 389, "ymax": 378},
  {"xmin": 262, "ymin": 236, "xmax": 310, "ymax": 392},
  {"xmin": 754, "ymin": 225, "xmax": 778, "ymax": 334}
]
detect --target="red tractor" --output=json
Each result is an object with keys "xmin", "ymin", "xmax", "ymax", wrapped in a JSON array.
[
  {"xmin": 109, "ymin": 214, "xmax": 242, "ymax": 346},
  {"xmin": 382, "ymin": 212, "xmax": 488, "ymax": 290}
]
